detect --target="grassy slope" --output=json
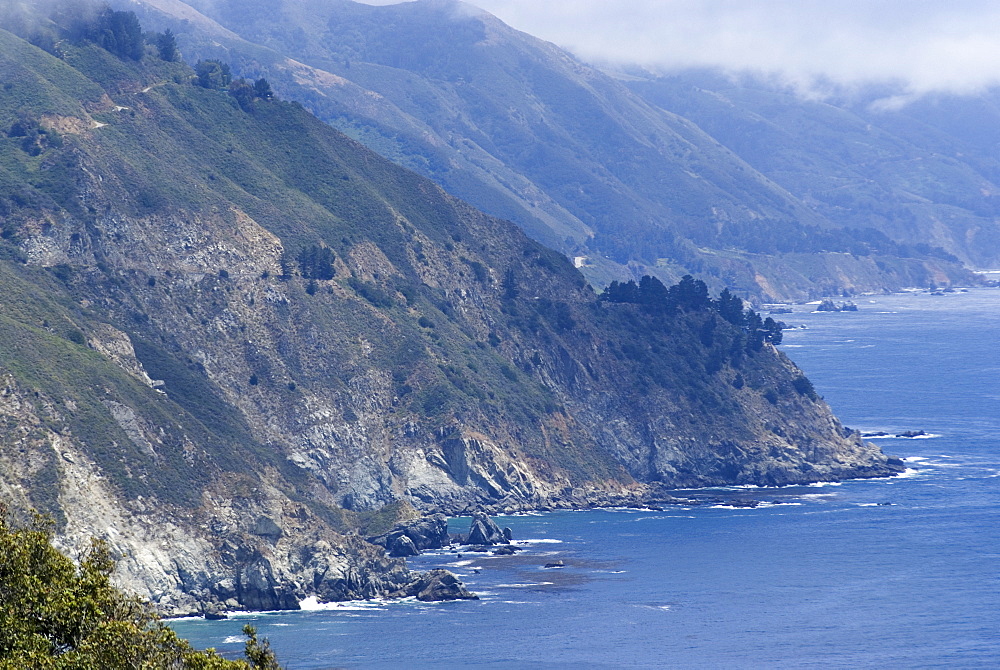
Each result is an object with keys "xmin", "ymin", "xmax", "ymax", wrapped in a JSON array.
[{"xmin": 0, "ymin": 30, "xmax": 623, "ymax": 497}]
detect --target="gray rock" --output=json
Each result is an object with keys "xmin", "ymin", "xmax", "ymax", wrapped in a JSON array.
[
  {"xmin": 409, "ymin": 569, "xmax": 478, "ymax": 601},
  {"xmin": 491, "ymin": 545, "xmax": 519, "ymax": 556},
  {"xmin": 212, "ymin": 578, "xmax": 237, "ymax": 600},
  {"xmin": 237, "ymin": 557, "xmax": 300, "ymax": 611},
  {"xmin": 465, "ymin": 512, "xmax": 505, "ymax": 545},
  {"xmin": 388, "ymin": 534, "xmax": 419, "ymax": 557},
  {"xmin": 368, "ymin": 514, "xmax": 449, "ymax": 554},
  {"xmin": 251, "ymin": 516, "xmax": 283, "ymax": 541}
]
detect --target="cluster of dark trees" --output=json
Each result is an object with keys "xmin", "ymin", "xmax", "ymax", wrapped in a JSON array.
[
  {"xmin": 195, "ymin": 60, "xmax": 274, "ymax": 111},
  {"xmin": 601, "ymin": 275, "xmax": 784, "ymax": 347},
  {"xmin": 297, "ymin": 244, "xmax": 336, "ymax": 280},
  {"xmin": 195, "ymin": 60, "xmax": 232, "ymax": 89},
  {"xmin": 9, "ymin": 3, "xmax": 277, "ymax": 118},
  {"xmin": 16, "ymin": 4, "xmax": 178, "ymax": 65},
  {"xmin": 86, "ymin": 7, "xmax": 144, "ymax": 60}
]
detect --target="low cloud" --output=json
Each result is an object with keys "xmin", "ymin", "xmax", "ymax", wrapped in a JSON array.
[{"xmin": 363, "ymin": 0, "xmax": 1000, "ymax": 97}]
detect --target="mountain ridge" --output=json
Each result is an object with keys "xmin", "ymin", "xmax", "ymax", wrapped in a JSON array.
[{"xmin": 117, "ymin": 0, "xmax": 981, "ymax": 300}]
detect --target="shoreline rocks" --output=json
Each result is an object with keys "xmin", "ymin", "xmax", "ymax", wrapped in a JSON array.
[
  {"xmin": 157, "ymin": 471, "xmax": 910, "ymax": 616},
  {"xmin": 366, "ymin": 514, "xmax": 449, "ymax": 557}
]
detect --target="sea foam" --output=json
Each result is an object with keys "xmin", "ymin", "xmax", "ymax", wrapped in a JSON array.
[{"xmin": 298, "ymin": 596, "xmax": 390, "ymax": 612}]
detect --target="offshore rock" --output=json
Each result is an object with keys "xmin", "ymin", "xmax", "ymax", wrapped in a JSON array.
[
  {"xmin": 491, "ymin": 545, "xmax": 519, "ymax": 556},
  {"xmin": 465, "ymin": 512, "xmax": 505, "ymax": 546},
  {"xmin": 408, "ymin": 570, "xmax": 478, "ymax": 602}
]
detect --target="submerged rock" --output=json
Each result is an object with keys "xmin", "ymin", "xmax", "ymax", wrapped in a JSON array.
[{"xmin": 491, "ymin": 545, "xmax": 520, "ymax": 556}]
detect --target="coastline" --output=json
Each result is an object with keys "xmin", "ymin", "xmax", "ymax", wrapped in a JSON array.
[{"xmin": 164, "ymin": 462, "xmax": 915, "ymax": 620}]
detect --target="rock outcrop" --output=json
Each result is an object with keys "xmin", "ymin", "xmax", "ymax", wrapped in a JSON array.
[
  {"xmin": 409, "ymin": 570, "xmax": 478, "ymax": 602},
  {"xmin": 465, "ymin": 512, "xmax": 506, "ymax": 546},
  {"xmin": 367, "ymin": 514, "xmax": 448, "ymax": 556},
  {"xmin": 368, "ymin": 514, "xmax": 450, "ymax": 557}
]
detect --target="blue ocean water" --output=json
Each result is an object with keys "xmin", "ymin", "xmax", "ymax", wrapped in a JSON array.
[{"xmin": 171, "ymin": 289, "xmax": 1000, "ymax": 669}]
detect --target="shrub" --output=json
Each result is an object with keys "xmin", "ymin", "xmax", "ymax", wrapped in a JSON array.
[
  {"xmin": 462, "ymin": 258, "xmax": 488, "ymax": 283},
  {"xmin": 792, "ymin": 376, "xmax": 818, "ymax": 400},
  {"xmin": 347, "ymin": 278, "xmax": 393, "ymax": 308},
  {"xmin": 0, "ymin": 505, "xmax": 279, "ymax": 668}
]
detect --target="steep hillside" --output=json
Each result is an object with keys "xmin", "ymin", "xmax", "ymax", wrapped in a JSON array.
[
  {"xmin": 115, "ymin": 0, "xmax": 975, "ymax": 301},
  {"xmin": 0, "ymin": 11, "xmax": 899, "ymax": 613},
  {"xmin": 626, "ymin": 70, "xmax": 1000, "ymax": 270}
]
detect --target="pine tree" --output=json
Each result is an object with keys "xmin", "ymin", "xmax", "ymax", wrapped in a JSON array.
[
  {"xmin": 156, "ymin": 29, "xmax": 177, "ymax": 62},
  {"xmin": 253, "ymin": 78, "xmax": 274, "ymax": 100},
  {"xmin": 713, "ymin": 288, "xmax": 744, "ymax": 325}
]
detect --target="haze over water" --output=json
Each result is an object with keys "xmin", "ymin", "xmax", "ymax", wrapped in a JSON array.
[{"xmin": 172, "ymin": 289, "xmax": 1000, "ymax": 669}]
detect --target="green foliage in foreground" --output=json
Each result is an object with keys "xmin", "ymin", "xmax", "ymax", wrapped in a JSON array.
[{"xmin": 0, "ymin": 505, "xmax": 280, "ymax": 669}]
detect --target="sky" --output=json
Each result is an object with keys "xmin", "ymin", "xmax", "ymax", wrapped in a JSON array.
[{"xmin": 361, "ymin": 0, "xmax": 1000, "ymax": 97}]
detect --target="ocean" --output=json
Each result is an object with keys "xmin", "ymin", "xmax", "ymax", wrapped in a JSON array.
[{"xmin": 170, "ymin": 288, "xmax": 1000, "ymax": 669}]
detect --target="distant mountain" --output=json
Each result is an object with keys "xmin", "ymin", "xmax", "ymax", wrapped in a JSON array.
[
  {"xmin": 0, "ymin": 6, "xmax": 897, "ymax": 613},
  {"xmin": 116, "ymin": 0, "xmax": 976, "ymax": 301},
  {"xmin": 625, "ymin": 69, "xmax": 1000, "ymax": 270}
]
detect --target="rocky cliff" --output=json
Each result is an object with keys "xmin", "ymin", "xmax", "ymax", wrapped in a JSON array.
[{"xmin": 0, "ymin": 14, "xmax": 900, "ymax": 613}]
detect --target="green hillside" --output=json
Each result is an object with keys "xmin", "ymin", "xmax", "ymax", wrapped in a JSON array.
[{"xmin": 0, "ymin": 5, "xmax": 899, "ymax": 614}]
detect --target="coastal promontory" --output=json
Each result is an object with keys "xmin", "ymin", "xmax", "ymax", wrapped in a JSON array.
[{"xmin": 0, "ymin": 5, "xmax": 900, "ymax": 614}]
